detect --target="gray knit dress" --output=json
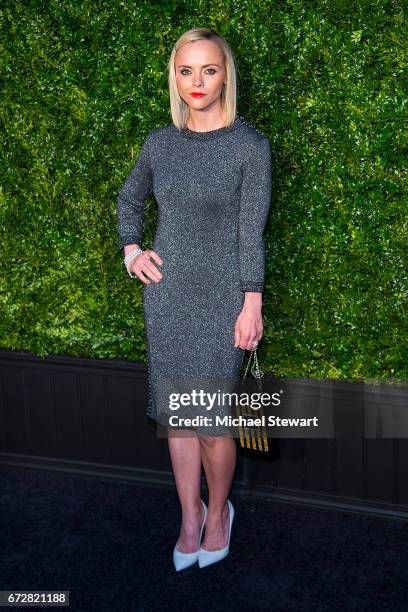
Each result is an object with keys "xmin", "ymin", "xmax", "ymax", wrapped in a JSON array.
[{"xmin": 116, "ymin": 115, "xmax": 272, "ymax": 435}]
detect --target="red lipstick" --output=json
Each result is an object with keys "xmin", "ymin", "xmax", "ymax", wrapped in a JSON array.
[{"xmin": 191, "ymin": 93, "xmax": 206, "ymax": 98}]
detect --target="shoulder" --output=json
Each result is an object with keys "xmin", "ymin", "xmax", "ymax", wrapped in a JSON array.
[
  {"xmin": 237, "ymin": 117, "xmax": 269, "ymax": 143},
  {"xmin": 236, "ymin": 116, "xmax": 271, "ymax": 161},
  {"xmin": 146, "ymin": 124, "xmax": 176, "ymax": 142},
  {"xmin": 142, "ymin": 124, "xmax": 177, "ymax": 157},
  {"xmin": 237, "ymin": 116, "xmax": 270, "ymax": 150}
]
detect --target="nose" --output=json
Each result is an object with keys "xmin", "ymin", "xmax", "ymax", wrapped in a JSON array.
[{"xmin": 193, "ymin": 73, "xmax": 203, "ymax": 86}]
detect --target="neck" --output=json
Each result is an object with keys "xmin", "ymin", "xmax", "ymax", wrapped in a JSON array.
[{"xmin": 186, "ymin": 109, "xmax": 226, "ymax": 132}]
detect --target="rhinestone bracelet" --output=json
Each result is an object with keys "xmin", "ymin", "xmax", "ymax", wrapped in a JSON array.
[{"xmin": 124, "ymin": 247, "xmax": 143, "ymax": 278}]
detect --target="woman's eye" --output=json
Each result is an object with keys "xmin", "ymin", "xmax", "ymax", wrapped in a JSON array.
[{"xmin": 179, "ymin": 69, "xmax": 217, "ymax": 75}]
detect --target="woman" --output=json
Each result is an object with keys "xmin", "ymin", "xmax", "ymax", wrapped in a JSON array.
[{"xmin": 116, "ymin": 27, "xmax": 272, "ymax": 570}]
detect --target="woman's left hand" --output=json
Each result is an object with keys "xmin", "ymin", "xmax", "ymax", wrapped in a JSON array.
[{"xmin": 234, "ymin": 295, "xmax": 263, "ymax": 351}]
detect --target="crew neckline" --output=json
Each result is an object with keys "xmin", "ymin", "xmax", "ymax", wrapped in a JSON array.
[{"xmin": 178, "ymin": 115, "xmax": 243, "ymax": 140}]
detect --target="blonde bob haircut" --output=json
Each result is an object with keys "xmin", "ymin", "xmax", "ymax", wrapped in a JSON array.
[{"xmin": 168, "ymin": 28, "xmax": 237, "ymax": 130}]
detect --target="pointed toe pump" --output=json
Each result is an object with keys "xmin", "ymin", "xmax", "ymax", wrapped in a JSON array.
[
  {"xmin": 173, "ymin": 499, "xmax": 208, "ymax": 571},
  {"xmin": 198, "ymin": 499, "xmax": 234, "ymax": 568}
]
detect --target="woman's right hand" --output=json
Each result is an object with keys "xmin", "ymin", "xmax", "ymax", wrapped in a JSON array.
[{"xmin": 129, "ymin": 249, "xmax": 163, "ymax": 284}]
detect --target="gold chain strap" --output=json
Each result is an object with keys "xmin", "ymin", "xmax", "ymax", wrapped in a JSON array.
[
  {"xmin": 242, "ymin": 348, "xmax": 264, "ymax": 380},
  {"xmin": 237, "ymin": 348, "xmax": 269, "ymax": 452}
]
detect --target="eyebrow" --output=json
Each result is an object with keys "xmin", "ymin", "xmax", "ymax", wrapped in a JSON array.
[{"xmin": 177, "ymin": 64, "xmax": 221, "ymax": 68}]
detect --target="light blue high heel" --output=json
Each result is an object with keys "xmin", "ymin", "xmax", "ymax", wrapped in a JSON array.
[
  {"xmin": 198, "ymin": 499, "xmax": 234, "ymax": 568},
  {"xmin": 173, "ymin": 499, "xmax": 208, "ymax": 571}
]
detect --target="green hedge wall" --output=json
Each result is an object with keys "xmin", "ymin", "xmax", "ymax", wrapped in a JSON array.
[{"xmin": 1, "ymin": 0, "xmax": 407, "ymax": 378}]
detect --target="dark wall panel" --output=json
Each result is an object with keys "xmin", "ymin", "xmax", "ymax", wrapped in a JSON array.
[{"xmin": 1, "ymin": 349, "xmax": 408, "ymax": 517}]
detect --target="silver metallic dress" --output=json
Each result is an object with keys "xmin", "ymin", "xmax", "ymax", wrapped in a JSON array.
[{"xmin": 116, "ymin": 116, "xmax": 272, "ymax": 435}]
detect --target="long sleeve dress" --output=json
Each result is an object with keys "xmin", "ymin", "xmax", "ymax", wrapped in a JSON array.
[{"xmin": 116, "ymin": 115, "xmax": 272, "ymax": 436}]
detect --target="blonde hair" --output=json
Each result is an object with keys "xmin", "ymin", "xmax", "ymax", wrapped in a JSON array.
[{"xmin": 167, "ymin": 28, "xmax": 237, "ymax": 129}]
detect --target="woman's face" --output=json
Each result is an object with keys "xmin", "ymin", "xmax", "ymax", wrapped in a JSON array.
[{"xmin": 174, "ymin": 39, "xmax": 226, "ymax": 113}]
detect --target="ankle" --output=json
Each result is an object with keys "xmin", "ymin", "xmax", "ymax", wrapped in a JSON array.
[
  {"xmin": 207, "ymin": 502, "xmax": 229, "ymax": 521},
  {"xmin": 181, "ymin": 504, "xmax": 204, "ymax": 525}
]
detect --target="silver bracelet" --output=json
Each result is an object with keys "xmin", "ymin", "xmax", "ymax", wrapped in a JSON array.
[{"xmin": 124, "ymin": 247, "xmax": 143, "ymax": 278}]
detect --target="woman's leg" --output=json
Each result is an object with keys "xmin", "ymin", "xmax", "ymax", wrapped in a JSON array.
[
  {"xmin": 198, "ymin": 433, "xmax": 237, "ymax": 550},
  {"xmin": 168, "ymin": 427, "xmax": 205, "ymax": 553}
]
